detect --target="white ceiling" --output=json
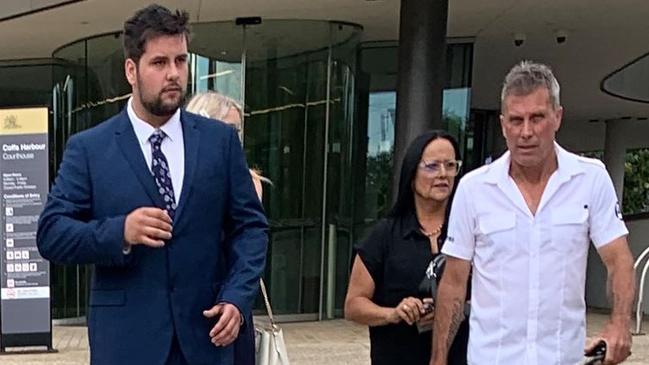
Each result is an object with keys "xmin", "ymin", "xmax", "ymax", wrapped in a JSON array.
[{"xmin": 1, "ymin": 0, "xmax": 649, "ymax": 138}]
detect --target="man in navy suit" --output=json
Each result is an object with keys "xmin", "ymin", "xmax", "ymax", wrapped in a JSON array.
[{"xmin": 36, "ymin": 4, "xmax": 268, "ymax": 365}]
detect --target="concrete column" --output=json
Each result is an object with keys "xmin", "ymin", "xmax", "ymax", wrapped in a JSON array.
[
  {"xmin": 586, "ymin": 120, "xmax": 627, "ymax": 309},
  {"xmin": 392, "ymin": 0, "xmax": 448, "ymax": 199},
  {"xmin": 603, "ymin": 120, "xmax": 627, "ymax": 203}
]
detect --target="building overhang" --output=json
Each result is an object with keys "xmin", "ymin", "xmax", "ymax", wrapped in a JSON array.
[{"xmin": 2, "ymin": 0, "xmax": 649, "ymax": 132}]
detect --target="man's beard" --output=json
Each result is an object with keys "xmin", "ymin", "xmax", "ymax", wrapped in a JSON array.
[{"xmin": 140, "ymin": 88, "xmax": 185, "ymax": 117}]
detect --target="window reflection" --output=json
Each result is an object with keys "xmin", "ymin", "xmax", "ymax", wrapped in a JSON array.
[{"xmin": 357, "ymin": 42, "xmax": 474, "ymax": 236}]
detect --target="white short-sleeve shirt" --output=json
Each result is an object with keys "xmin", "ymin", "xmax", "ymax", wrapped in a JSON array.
[{"xmin": 442, "ymin": 142, "xmax": 628, "ymax": 365}]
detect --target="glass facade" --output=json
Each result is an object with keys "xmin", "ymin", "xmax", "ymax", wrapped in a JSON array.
[
  {"xmin": 354, "ymin": 41, "xmax": 475, "ymax": 242},
  {"xmin": 2, "ymin": 20, "xmax": 473, "ymax": 320},
  {"xmin": 187, "ymin": 21, "xmax": 362, "ymax": 319}
]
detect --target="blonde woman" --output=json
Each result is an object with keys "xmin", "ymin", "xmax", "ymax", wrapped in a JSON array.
[
  {"xmin": 186, "ymin": 91, "xmax": 268, "ymax": 365},
  {"xmin": 186, "ymin": 91, "xmax": 268, "ymax": 199}
]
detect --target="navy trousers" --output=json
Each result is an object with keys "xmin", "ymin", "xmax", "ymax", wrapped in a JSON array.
[
  {"xmin": 234, "ymin": 312, "xmax": 256, "ymax": 365},
  {"xmin": 165, "ymin": 335, "xmax": 189, "ymax": 365}
]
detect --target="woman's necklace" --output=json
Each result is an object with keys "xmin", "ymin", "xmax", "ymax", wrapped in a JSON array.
[{"xmin": 421, "ymin": 223, "xmax": 443, "ymax": 238}]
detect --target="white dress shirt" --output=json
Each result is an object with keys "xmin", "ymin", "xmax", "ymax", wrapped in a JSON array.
[
  {"xmin": 442, "ymin": 142, "xmax": 628, "ymax": 365},
  {"xmin": 127, "ymin": 98, "xmax": 185, "ymax": 203}
]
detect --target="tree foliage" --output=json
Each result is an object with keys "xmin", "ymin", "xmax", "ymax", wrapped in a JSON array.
[
  {"xmin": 365, "ymin": 151, "xmax": 393, "ymax": 218},
  {"xmin": 623, "ymin": 148, "xmax": 649, "ymax": 215}
]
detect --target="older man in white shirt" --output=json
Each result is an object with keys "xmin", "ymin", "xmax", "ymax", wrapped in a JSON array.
[{"xmin": 431, "ymin": 61, "xmax": 635, "ymax": 365}]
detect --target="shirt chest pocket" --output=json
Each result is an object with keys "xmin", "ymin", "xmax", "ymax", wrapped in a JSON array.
[
  {"xmin": 550, "ymin": 207, "xmax": 589, "ymax": 252},
  {"xmin": 477, "ymin": 212, "xmax": 516, "ymax": 254}
]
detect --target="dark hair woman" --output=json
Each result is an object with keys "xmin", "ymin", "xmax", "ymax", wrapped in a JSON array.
[{"xmin": 344, "ymin": 130, "xmax": 469, "ymax": 364}]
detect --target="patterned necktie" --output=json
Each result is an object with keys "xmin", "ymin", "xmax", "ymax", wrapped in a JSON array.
[{"xmin": 149, "ymin": 130, "xmax": 176, "ymax": 218}]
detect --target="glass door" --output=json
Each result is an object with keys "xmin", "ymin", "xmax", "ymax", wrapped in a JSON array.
[
  {"xmin": 242, "ymin": 21, "xmax": 361, "ymax": 319},
  {"xmin": 188, "ymin": 22, "xmax": 244, "ymax": 101},
  {"xmin": 189, "ymin": 20, "xmax": 361, "ymax": 320},
  {"xmin": 244, "ymin": 21, "xmax": 330, "ymax": 319},
  {"xmin": 48, "ymin": 20, "xmax": 363, "ymax": 321}
]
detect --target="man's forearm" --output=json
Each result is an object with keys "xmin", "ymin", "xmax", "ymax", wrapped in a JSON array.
[
  {"xmin": 607, "ymin": 255, "xmax": 635, "ymax": 325},
  {"xmin": 431, "ymin": 283, "xmax": 466, "ymax": 364},
  {"xmin": 37, "ymin": 210, "xmax": 129, "ymax": 266}
]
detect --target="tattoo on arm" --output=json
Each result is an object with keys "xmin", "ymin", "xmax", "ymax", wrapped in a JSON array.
[
  {"xmin": 445, "ymin": 298, "xmax": 465, "ymax": 350},
  {"xmin": 432, "ymin": 259, "xmax": 470, "ymax": 364}
]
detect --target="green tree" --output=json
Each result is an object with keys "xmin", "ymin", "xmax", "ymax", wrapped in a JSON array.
[
  {"xmin": 623, "ymin": 148, "xmax": 649, "ymax": 215},
  {"xmin": 365, "ymin": 150, "xmax": 393, "ymax": 218}
]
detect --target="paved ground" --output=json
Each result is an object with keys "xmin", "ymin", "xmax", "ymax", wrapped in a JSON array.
[{"xmin": 0, "ymin": 312, "xmax": 647, "ymax": 364}]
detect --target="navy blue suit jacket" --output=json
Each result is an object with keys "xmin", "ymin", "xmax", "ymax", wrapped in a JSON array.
[{"xmin": 37, "ymin": 109, "xmax": 268, "ymax": 365}]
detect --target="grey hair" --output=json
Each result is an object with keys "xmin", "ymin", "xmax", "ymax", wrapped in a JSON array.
[
  {"xmin": 500, "ymin": 61, "xmax": 561, "ymax": 110},
  {"xmin": 185, "ymin": 91, "xmax": 243, "ymax": 124}
]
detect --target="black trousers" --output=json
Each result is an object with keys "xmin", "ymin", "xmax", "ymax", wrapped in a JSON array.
[{"xmin": 233, "ymin": 313, "xmax": 256, "ymax": 365}]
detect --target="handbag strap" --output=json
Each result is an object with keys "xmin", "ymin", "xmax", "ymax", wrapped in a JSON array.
[{"xmin": 259, "ymin": 278, "xmax": 276, "ymax": 327}]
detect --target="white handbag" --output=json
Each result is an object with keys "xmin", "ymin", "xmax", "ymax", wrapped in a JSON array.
[{"xmin": 255, "ymin": 279, "xmax": 290, "ymax": 365}]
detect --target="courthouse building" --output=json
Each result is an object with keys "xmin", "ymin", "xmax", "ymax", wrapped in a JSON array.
[{"xmin": 0, "ymin": 0, "xmax": 648, "ymax": 322}]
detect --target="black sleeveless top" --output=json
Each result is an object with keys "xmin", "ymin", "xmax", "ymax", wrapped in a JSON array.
[{"xmin": 355, "ymin": 213, "xmax": 469, "ymax": 365}]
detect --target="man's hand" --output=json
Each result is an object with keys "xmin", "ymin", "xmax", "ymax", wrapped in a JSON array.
[
  {"xmin": 585, "ymin": 321, "xmax": 632, "ymax": 365},
  {"xmin": 203, "ymin": 303, "xmax": 242, "ymax": 347},
  {"xmin": 592, "ymin": 237, "xmax": 635, "ymax": 365},
  {"xmin": 124, "ymin": 207, "xmax": 172, "ymax": 247}
]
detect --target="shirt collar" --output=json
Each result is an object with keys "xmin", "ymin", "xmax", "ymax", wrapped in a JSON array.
[
  {"xmin": 484, "ymin": 149, "xmax": 511, "ymax": 185},
  {"xmin": 554, "ymin": 141, "xmax": 585, "ymax": 178},
  {"xmin": 484, "ymin": 141, "xmax": 584, "ymax": 185},
  {"xmin": 401, "ymin": 211, "xmax": 424, "ymax": 239},
  {"xmin": 127, "ymin": 97, "xmax": 182, "ymax": 146}
]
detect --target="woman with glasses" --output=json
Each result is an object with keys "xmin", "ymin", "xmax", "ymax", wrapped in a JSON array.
[{"xmin": 344, "ymin": 130, "xmax": 469, "ymax": 365}]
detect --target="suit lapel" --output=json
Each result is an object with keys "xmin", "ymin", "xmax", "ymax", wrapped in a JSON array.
[
  {"xmin": 173, "ymin": 110, "xmax": 199, "ymax": 221},
  {"xmin": 114, "ymin": 110, "xmax": 165, "ymax": 209}
]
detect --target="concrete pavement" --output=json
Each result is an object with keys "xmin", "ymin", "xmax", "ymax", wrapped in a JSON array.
[{"xmin": 0, "ymin": 312, "xmax": 647, "ymax": 364}]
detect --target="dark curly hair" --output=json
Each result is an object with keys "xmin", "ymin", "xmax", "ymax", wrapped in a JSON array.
[{"xmin": 123, "ymin": 4, "xmax": 190, "ymax": 64}]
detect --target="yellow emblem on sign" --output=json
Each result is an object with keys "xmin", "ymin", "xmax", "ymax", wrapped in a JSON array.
[{"xmin": 0, "ymin": 108, "xmax": 48, "ymax": 135}]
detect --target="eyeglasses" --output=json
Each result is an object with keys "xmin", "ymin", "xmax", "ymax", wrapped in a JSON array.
[{"xmin": 418, "ymin": 159, "xmax": 462, "ymax": 176}]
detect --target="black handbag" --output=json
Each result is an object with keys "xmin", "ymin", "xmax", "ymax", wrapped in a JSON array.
[
  {"xmin": 415, "ymin": 254, "xmax": 447, "ymax": 333},
  {"xmin": 418, "ymin": 254, "xmax": 446, "ymax": 299},
  {"xmin": 419, "ymin": 254, "xmax": 471, "ymax": 318}
]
